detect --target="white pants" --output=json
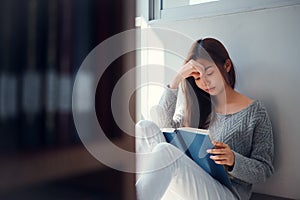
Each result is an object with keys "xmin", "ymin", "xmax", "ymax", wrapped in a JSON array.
[{"xmin": 135, "ymin": 120, "xmax": 237, "ymax": 200}]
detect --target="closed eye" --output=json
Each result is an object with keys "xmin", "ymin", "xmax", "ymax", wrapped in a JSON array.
[
  {"xmin": 206, "ymin": 69, "xmax": 214, "ymax": 76},
  {"xmin": 195, "ymin": 77, "xmax": 200, "ymax": 80},
  {"xmin": 205, "ymin": 66, "xmax": 214, "ymax": 76}
]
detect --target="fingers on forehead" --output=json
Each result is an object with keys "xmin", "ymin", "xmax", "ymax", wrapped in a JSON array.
[
  {"xmin": 191, "ymin": 72, "xmax": 201, "ymax": 78},
  {"xmin": 189, "ymin": 59, "xmax": 204, "ymax": 68}
]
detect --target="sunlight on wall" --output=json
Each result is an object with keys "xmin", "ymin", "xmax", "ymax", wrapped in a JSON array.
[
  {"xmin": 136, "ymin": 17, "xmax": 188, "ymax": 121},
  {"xmin": 136, "ymin": 17, "xmax": 168, "ymax": 121},
  {"xmin": 139, "ymin": 49, "xmax": 165, "ymax": 120}
]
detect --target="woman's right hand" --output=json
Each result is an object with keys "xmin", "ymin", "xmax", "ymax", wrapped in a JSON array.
[
  {"xmin": 169, "ymin": 59, "xmax": 205, "ymax": 89},
  {"xmin": 180, "ymin": 59, "xmax": 205, "ymax": 79}
]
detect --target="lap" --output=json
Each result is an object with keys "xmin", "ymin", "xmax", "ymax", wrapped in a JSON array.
[
  {"xmin": 135, "ymin": 121, "xmax": 236, "ymax": 200},
  {"xmin": 140, "ymin": 142, "xmax": 236, "ymax": 200}
]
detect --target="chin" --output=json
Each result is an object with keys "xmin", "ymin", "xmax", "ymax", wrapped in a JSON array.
[{"xmin": 208, "ymin": 92, "xmax": 218, "ymax": 96}]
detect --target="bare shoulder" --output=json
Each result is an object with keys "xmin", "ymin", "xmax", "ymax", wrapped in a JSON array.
[
  {"xmin": 236, "ymin": 93, "xmax": 254, "ymax": 108},
  {"xmin": 223, "ymin": 92, "xmax": 255, "ymax": 114}
]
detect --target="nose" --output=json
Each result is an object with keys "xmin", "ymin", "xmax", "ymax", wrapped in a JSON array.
[{"xmin": 200, "ymin": 75, "xmax": 210, "ymax": 87}]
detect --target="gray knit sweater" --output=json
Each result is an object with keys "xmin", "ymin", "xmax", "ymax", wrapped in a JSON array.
[{"xmin": 151, "ymin": 87, "xmax": 274, "ymax": 200}]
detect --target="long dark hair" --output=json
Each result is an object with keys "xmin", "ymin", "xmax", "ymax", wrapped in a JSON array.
[{"xmin": 182, "ymin": 38, "xmax": 236, "ymax": 128}]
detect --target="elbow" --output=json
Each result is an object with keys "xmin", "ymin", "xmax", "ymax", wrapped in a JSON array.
[
  {"xmin": 150, "ymin": 105, "xmax": 167, "ymax": 128},
  {"xmin": 265, "ymin": 162, "xmax": 275, "ymax": 179},
  {"xmin": 252, "ymin": 163, "xmax": 274, "ymax": 184}
]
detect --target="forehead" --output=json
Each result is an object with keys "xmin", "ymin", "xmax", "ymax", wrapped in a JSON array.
[{"xmin": 195, "ymin": 58, "xmax": 216, "ymax": 67}]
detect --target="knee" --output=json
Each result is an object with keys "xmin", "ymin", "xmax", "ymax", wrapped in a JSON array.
[
  {"xmin": 147, "ymin": 142, "xmax": 184, "ymax": 173},
  {"xmin": 152, "ymin": 142, "xmax": 173, "ymax": 152},
  {"xmin": 135, "ymin": 120, "xmax": 161, "ymax": 138}
]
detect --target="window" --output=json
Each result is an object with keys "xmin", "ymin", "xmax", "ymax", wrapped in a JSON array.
[
  {"xmin": 163, "ymin": 0, "xmax": 219, "ymax": 9},
  {"xmin": 150, "ymin": 0, "xmax": 300, "ymax": 22}
]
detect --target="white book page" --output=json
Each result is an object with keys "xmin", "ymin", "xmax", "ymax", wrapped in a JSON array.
[
  {"xmin": 177, "ymin": 127, "xmax": 209, "ymax": 135},
  {"xmin": 160, "ymin": 128, "xmax": 176, "ymax": 133}
]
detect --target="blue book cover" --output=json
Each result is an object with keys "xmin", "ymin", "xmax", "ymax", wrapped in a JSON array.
[{"xmin": 162, "ymin": 127, "xmax": 232, "ymax": 189}]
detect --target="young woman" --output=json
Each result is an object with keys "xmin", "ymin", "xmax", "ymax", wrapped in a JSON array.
[{"xmin": 136, "ymin": 38, "xmax": 274, "ymax": 200}]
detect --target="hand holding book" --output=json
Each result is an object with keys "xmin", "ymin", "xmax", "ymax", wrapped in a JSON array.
[
  {"xmin": 207, "ymin": 141, "xmax": 235, "ymax": 167},
  {"xmin": 162, "ymin": 127, "xmax": 233, "ymax": 189}
]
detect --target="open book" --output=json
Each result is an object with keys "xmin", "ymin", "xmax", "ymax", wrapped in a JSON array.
[{"xmin": 162, "ymin": 127, "xmax": 232, "ymax": 189}]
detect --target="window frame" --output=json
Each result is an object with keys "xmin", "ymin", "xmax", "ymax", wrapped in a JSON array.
[{"xmin": 150, "ymin": 0, "xmax": 300, "ymax": 23}]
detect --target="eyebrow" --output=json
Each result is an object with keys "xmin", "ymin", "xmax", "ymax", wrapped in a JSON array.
[{"xmin": 204, "ymin": 66, "xmax": 213, "ymax": 71}]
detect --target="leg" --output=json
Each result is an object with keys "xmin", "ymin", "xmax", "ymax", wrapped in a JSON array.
[
  {"xmin": 135, "ymin": 120, "xmax": 166, "ymax": 154},
  {"xmin": 135, "ymin": 120, "xmax": 166, "ymax": 177},
  {"xmin": 136, "ymin": 143, "xmax": 237, "ymax": 200}
]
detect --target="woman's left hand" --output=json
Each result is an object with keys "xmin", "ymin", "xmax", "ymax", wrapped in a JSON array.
[{"xmin": 207, "ymin": 141, "xmax": 235, "ymax": 167}]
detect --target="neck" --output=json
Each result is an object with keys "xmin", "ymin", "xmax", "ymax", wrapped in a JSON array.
[{"xmin": 212, "ymin": 85, "xmax": 238, "ymax": 113}]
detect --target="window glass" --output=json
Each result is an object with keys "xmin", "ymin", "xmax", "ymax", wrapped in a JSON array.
[{"xmin": 163, "ymin": 0, "xmax": 219, "ymax": 9}]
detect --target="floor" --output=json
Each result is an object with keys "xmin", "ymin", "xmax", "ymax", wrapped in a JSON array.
[
  {"xmin": 0, "ymin": 169, "xmax": 123, "ymax": 200},
  {"xmin": 250, "ymin": 193, "xmax": 295, "ymax": 200}
]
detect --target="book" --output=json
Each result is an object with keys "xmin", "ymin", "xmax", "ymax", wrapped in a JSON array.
[{"xmin": 162, "ymin": 127, "xmax": 232, "ymax": 189}]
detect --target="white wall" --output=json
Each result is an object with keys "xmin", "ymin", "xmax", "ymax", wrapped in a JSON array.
[{"xmin": 146, "ymin": 4, "xmax": 300, "ymax": 199}]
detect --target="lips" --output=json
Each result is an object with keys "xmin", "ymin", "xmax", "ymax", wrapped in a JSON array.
[{"xmin": 205, "ymin": 87, "xmax": 215, "ymax": 92}]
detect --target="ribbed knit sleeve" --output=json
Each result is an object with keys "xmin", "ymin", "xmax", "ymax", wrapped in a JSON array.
[
  {"xmin": 150, "ymin": 87, "xmax": 184, "ymax": 128},
  {"xmin": 209, "ymin": 100, "xmax": 275, "ymax": 199},
  {"xmin": 228, "ymin": 105, "xmax": 274, "ymax": 184}
]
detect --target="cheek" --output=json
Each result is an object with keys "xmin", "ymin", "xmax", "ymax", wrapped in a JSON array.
[
  {"xmin": 214, "ymin": 78, "xmax": 227, "ymax": 94},
  {"xmin": 213, "ymin": 77, "xmax": 222, "ymax": 87},
  {"xmin": 210, "ymin": 73, "xmax": 223, "ymax": 86}
]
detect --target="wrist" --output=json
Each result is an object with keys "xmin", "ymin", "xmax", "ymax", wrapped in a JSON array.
[
  {"xmin": 227, "ymin": 151, "xmax": 235, "ymax": 171},
  {"xmin": 168, "ymin": 83, "xmax": 178, "ymax": 89},
  {"xmin": 169, "ymin": 76, "xmax": 182, "ymax": 89}
]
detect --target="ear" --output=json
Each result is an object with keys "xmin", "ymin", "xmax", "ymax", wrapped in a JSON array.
[{"xmin": 224, "ymin": 59, "xmax": 232, "ymax": 72}]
